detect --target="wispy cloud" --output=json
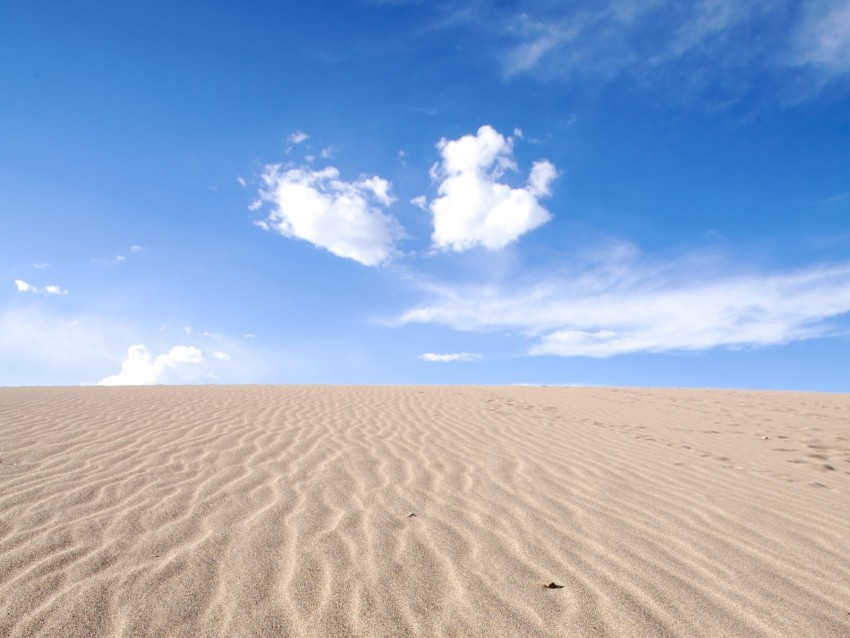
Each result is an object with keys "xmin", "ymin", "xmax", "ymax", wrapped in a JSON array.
[
  {"xmin": 420, "ymin": 352, "xmax": 481, "ymax": 362},
  {"xmin": 93, "ymin": 246, "xmax": 141, "ymax": 266},
  {"xmin": 430, "ymin": 125, "xmax": 556, "ymax": 252},
  {"xmin": 397, "ymin": 246, "xmax": 850, "ymax": 357},
  {"xmin": 439, "ymin": 0, "xmax": 850, "ymax": 99},
  {"xmin": 257, "ymin": 164, "xmax": 404, "ymax": 266},
  {"xmin": 819, "ymin": 191, "xmax": 850, "ymax": 206},
  {"xmin": 92, "ymin": 255, "xmax": 126, "ymax": 266},
  {"xmin": 792, "ymin": 1, "xmax": 850, "ymax": 73}
]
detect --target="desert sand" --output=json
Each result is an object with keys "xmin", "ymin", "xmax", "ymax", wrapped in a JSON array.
[{"xmin": 0, "ymin": 385, "xmax": 848, "ymax": 637}]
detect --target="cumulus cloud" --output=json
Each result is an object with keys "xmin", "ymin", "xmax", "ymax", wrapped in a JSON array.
[
  {"xmin": 398, "ymin": 249, "xmax": 850, "ymax": 358},
  {"xmin": 14, "ymin": 280, "xmax": 68, "ymax": 295},
  {"xmin": 212, "ymin": 351, "xmax": 231, "ymax": 361},
  {"xmin": 420, "ymin": 352, "xmax": 481, "ymax": 362},
  {"xmin": 257, "ymin": 165, "xmax": 405, "ymax": 266},
  {"xmin": 98, "ymin": 345, "xmax": 204, "ymax": 386},
  {"xmin": 430, "ymin": 125, "xmax": 556, "ymax": 252}
]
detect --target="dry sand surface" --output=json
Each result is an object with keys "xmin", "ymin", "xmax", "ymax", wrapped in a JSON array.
[{"xmin": 1, "ymin": 386, "xmax": 849, "ymax": 637}]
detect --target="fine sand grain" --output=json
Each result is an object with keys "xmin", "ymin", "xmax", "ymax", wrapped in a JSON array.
[{"xmin": 1, "ymin": 385, "xmax": 849, "ymax": 637}]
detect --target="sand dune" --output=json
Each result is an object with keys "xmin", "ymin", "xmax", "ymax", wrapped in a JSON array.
[{"xmin": 1, "ymin": 385, "xmax": 849, "ymax": 637}]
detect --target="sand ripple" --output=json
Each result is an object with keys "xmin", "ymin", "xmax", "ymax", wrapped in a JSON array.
[{"xmin": 1, "ymin": 386, "xmax": 849, "ymax": 637}]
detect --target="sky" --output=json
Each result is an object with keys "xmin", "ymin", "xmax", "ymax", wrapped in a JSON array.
[{"xmin": 2, "ymin": 0, "xmax": 850, "ymax": 390}]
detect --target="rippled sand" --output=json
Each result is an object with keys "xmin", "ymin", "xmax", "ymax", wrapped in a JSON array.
[{"xmin": 1, "ymin": 386, "xmax": 849, "ymax": 637}]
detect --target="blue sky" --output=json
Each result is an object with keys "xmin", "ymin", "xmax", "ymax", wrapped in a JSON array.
[{"xmin": 2, "ymin": 0, "xmax": 850, "ymax": 390}]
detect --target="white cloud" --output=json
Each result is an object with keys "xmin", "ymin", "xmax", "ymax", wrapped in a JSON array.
[
  {"xmin": 793, "ymin": 1, "xmax": 850, "ymax": 73},
  {"xmin": 243, "ymin": 333, "xmax": 257, "ymax": 339},
  {"xmin": 14, "ymin": 280, "xmax": 68, "ymax": 295},
  {"xmin": 447, "ymin": 1, "xmax": 850, "ymax": 99},
  {"xmin": 130, "ymin": 245, "xmax": 142, "ymax": 253},
  {"xmin": 201, "ymin": 331, "xmax": 222, "ymax": 340},
  {"xmin": 0, "ymin": 306, "xmax": 271, "ymax": 386},
  {"xmin": 212, "ymin": 351, "xmax": 231, "ymax": 361},
  {"xmin": 398, "ymin": 250, "xmax": 850, "ymax": 358},
  {"xmin": 320, "ymin": 146, "xmax": 334, "ymax": 159},
  {"xmin": 237, "ymin": 176, "xmax": 247, "ymax": 187},
  {"xmin": 411, "ymin": 195, "xmax": 428, "ymax": 210},
  {"xmin": 184, "ymin": 326, "xmax": 192, "ymax": 336},
  {"xmin": 258, "ymin": 164, "xmax": 404, "ymax": 266},
  {"xmin": 288, "ymin": 131, "xmax": 309, "ymax": 145},
  {"xmin": 44, "ymin": 285, "xmax": 68, "ymax": 296},
  {"xmin": 92, "ymin": 254, "xmax": 127, "ymax": 266},
  {"xmin": 528, "ymin": 160, "xmax": 557, "ymax": 197},
  {"xmin": 498, "ymin": 2, "xmax": 755, "ymax": 79},
  {"xmin": 420, "ymin": 352, "xmax": 481, "ymax": 362},
  {"xmin": 98, "ymin": 344, "xmax": 204, "ymax": 386},
  {"xmin": 430, "ymin": 125, "xmax": 556, "ymax": 252}
]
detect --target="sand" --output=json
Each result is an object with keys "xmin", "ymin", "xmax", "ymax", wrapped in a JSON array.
[{"xmin": 0, "ymin": 385, "xmax": 848, "ymax": 637}]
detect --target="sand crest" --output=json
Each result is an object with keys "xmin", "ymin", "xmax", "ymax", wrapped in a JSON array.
[{"xmin": 1, "ymin": 385, "xmax": 849, "ymax": 637}]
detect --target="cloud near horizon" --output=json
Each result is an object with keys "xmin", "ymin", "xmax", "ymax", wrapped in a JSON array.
[
  {"xmin": 258, "ymin": 165, "xmax": 404, "ymax": 267},
  {"xmin": 430, "ymin": 125, "xmax": 556, "ymax": 252},
  {"xmin": 420, "ymin": 352, "xmax": 481, "ymax": 362},
  {"xmin": 398, "ymin": 250, "xmax": 850, "ymax": 358},
  {"xmin": 98, "ymin": 345, "xmax": 204, "ymax": 386},
  {"xmin": 0, "ymin": 307, "xmax": 123, "ymax": 376}
]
